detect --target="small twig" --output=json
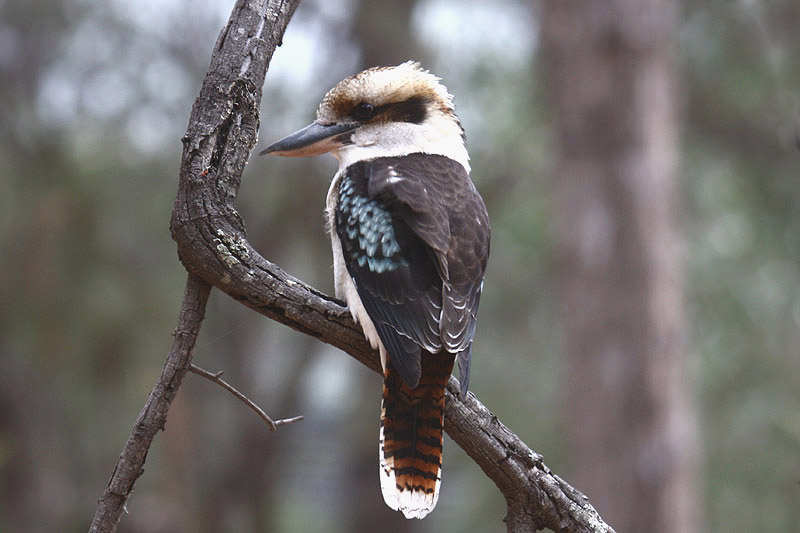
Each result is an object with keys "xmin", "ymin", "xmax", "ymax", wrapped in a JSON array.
[
  {"xmin": 188, "ymin": 363, "xmax": 303, "ymax": 431},
  {"xmin": 273, "ymin": 415, "xmax": 305, "ymax": 427}
]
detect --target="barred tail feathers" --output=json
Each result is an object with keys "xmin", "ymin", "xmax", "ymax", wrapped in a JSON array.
[{"xmin": 379, "ymin": 353, "xmax": 454, "ymax": 519}]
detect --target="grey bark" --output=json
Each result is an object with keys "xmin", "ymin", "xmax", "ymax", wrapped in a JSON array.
[{"xmin": 89, "ymin": 272, "xmax": 212, "ymax": 533}]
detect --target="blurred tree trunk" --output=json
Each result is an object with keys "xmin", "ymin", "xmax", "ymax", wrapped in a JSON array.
[
  {"xmin": 352, "ymin": 0, "xmax": 421, "ymax": 68},
  {"xmin": 541, "ymin": 1, "xmax": 700, "ymax": 532}
]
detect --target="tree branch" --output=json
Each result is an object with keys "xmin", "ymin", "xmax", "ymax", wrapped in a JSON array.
[
  {"xmin": 187, "ymin": 363, "xmax": 303, "ymax": 430},
  {"xmin": 89, "ymin": 272, "xmax": 212, "ymax": 533},
  {"xmin": 95, "ymin": 0, "xmax": 615, "ymax": 531},
  {"xmin": 89, "ymin": 1, "xmax": 300, "ymax": 532}
]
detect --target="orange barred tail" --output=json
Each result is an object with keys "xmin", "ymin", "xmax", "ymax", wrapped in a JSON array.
[{"xmin": 379, "ymin": 353, "xmax": 454, "ymax": 519}]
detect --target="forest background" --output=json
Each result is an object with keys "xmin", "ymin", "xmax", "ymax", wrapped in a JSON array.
[{"xmin": 1, "ymin": 0, "xmax": 798, "ymax": 531}]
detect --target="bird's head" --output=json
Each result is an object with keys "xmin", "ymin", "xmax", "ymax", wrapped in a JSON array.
[{"xmin": 261, "ymin": 61, "xmax": 469, "ymax": 171}]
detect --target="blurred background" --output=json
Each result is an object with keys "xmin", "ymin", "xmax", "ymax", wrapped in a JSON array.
[{"xmin": 1, "ymin": 0, "xmax": 799, "ymax": 531}]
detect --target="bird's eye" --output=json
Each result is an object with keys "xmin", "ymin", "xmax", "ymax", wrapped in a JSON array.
[{"xmin": 353, "ymin": 102, "xmax": 375, "ymax": 121}]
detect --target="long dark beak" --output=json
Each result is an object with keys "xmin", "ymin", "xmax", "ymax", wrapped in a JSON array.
[{"xmin": 259, "ymin": 121, "xmax": 357, "ymax": 157}]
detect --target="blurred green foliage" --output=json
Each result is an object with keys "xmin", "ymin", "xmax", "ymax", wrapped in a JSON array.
[
  {"xmin": 0, "ymin": 0, "xmax": 798, "ymax": 531},
  {"xmin": 681, "ymin": 2, "xmax": 800, "ymax": 530}
]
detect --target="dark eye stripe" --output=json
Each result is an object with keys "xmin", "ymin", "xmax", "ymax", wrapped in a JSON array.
[
  {"xmin": 349, "ymin": 96, "xmax": 429, "ymax": 125},
  {"xmin": 386, "ymin": 96, "xmax": 428, "ymax": 124}
]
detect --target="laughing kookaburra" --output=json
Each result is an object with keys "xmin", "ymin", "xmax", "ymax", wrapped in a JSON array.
[{"xmin": 261, "ymin": 61, "xmax": 490, "ymax": 519}]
